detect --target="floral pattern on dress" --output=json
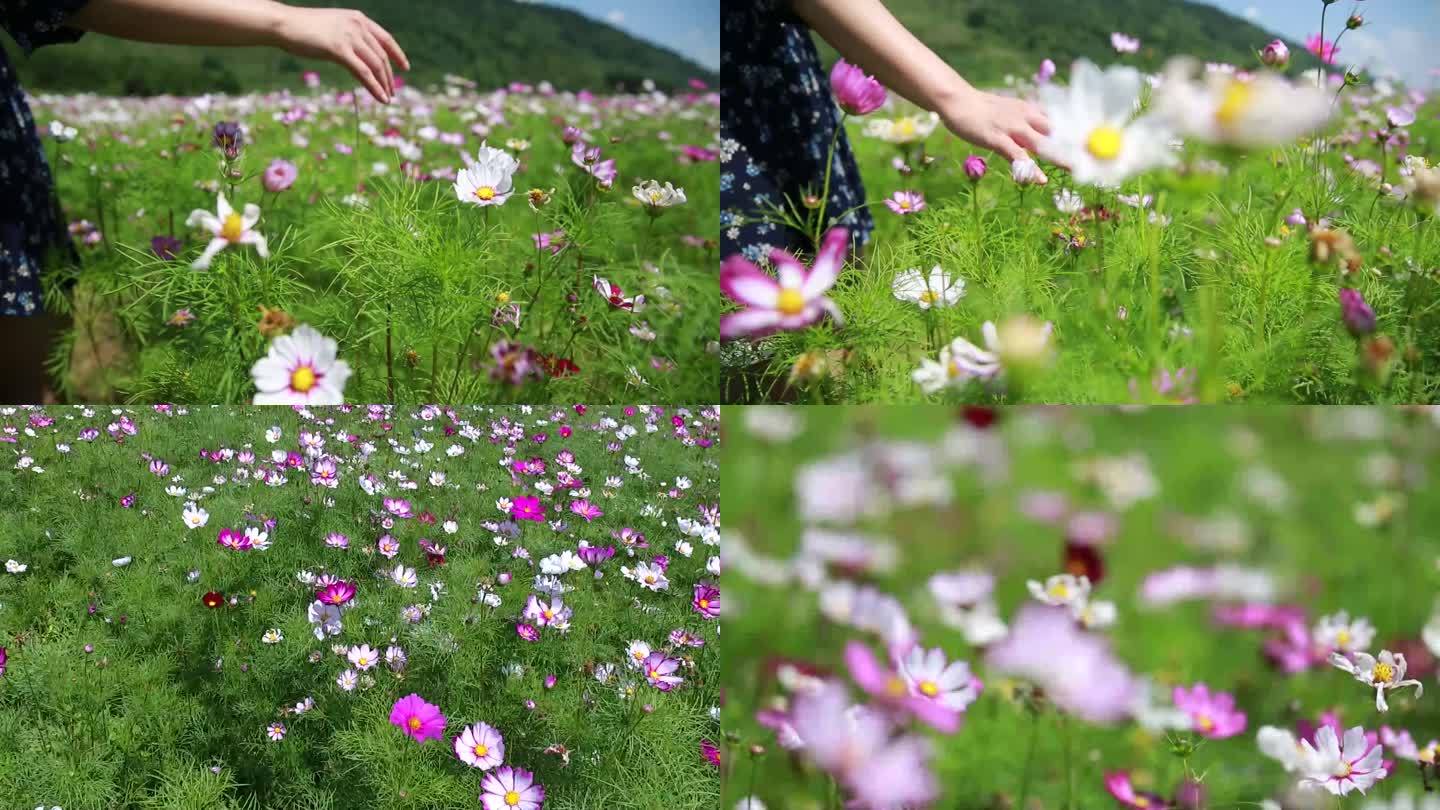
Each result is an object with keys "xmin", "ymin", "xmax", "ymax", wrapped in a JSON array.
[
  {"xmin": 720, "ymin": 0, "xmax": 874, "ymax": 268},
  {"xmin": 0, "ymin": 0, "xmax": 89, "ymax": 316}
]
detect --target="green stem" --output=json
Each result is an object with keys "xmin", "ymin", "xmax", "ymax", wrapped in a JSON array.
[
  {"xmin": 1063, "ymin": 713, "xmax": 1075, "ymax": 810},
  {"xmin": 814, "ymin": 112, "xmax": 849, "ymax": 249},
  {"xmin": 1016, "ymin": 710, "xmax": 1041, "ymax": 810}
]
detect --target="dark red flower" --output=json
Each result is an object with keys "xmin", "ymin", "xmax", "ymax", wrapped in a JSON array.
[
  {"xmin": 1063, "ymin": 542, "xmax": 1105, "ymax": 585},
  {"xmin": 202, "ymin": 591, "xmax": 224, "ymax": 608}
]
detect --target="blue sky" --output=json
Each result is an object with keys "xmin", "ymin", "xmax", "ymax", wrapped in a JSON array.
[
  {"xmin": 516, "ymin": 0, "xmax": 719, "ymax": 73},
  {"xmin": 1197, "ymin": 0, "xmax": 1440, "ymax": 86}
]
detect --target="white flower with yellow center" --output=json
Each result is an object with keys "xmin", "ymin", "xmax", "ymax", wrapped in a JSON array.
[
  {"xmin": 1072, "ymin": 599, "xmax": 1117, "ymax": 630},
  {"xmin": 1153, "ymin": 58, "xmax": 1332, "ymax": 148},
  {"xmin": 1314, "ymin": 611, "xmax": 1375, "ymax": 653},
  {"xmin": 185, "ymin": 193, "xmax": 268, "ymax": 270},
  {"xmin": 896, "ymin": 646, "xmax": 980, "ymax": 711},
  {"xmin": 892, "ymin": 266, "xmax": 965, "ymax": 310},
  {"xmin": 1027, "ymin": 573, "xmax": 1092, "ymax": 607},
  {"xmin": 632, "ymin": 179, "xmax": 687, "ymax": 211},
  {"xmin": 863, "ymin": 111, "xmax": 940, "ymax": 144},
  {"xmin": 454, "ymin": 141, "xmax": 519, "ymax": 207},
  {"xmin": 1036, "ymin": 59, "xmax": 1175, "ymax": 187},
  {"xmin": 251, "ymin": 324, "xmax": 351, "ymax": 406},
  {"xmin": 1330, "ymin": 649, "xmax": 1423, "ymax": 712}
]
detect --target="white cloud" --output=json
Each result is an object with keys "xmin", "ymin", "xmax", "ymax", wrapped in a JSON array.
[
  {"xmin": 605, "ymin": 9, "xmax": 625, "ymax": 24},
  {"xmin": 1243, "ymin": 5, "xmax": 1259, "ymax": 21}
]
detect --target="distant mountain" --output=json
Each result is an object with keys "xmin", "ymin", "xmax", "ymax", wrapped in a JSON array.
[
  {"xmin": 5, "ymin": 0, "xmax": 716, "ymax": 96},
  {"xmin": 817, "ymin": 0, "xmax": 1322, "ymax": 85}
]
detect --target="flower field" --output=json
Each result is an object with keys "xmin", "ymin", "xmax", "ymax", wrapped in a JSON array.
[
  {"xmin": 722, "ymin": 405, "xmax": 1440, "ymax": 809},
  {"xmin": 721, "ymin": 20, "xmax": 1440, "ymax": 404},
  {"xmin": 34, "ymin": 77, "xmax": 719, "ymax": 403},
  {"xmin": 0, "ymin": 404, "xmax": 720, "ymax": 809}
]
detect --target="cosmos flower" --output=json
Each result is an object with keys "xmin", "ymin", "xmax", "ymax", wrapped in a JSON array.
[
  {"xmin": 720, "ymin": 227, "xmax": 848, "ymax": 339},
  {"xmin": 641, "ymin": 651, "xmax": 684, "ymax": 691},
  {"xmin": 511, "ymin": 496, "xmax": 545, "ymax": 522},
  {"xmin": 883, "ymin": 190, "xmax": 927, "ymax": 215},
  {"xmin": 891, "ymin": 266, "xmax": 964, "ymax": 310},
  {"xmin": 181, "ymin": 503, "xmax": 209, "ymax": 529},
  {"xmin": 1314, "ymin": 611, "xmax": 1375, "ymax": 653},
  {"xmin": 185, "ymin": 193, "xmax": 268, "ymax": 270},
  {"xmin": 308, "ymin": 600, "xmax": 342, "ymax": 639},
  {"xmin": 250, "ymin": 324, "xmax": 351, "ymax": 406},
  {"xmin": 389, "ymin": 693, "xmax": 446, "ymax": 743},
  {"xmin": 348, "ymin": 644, "xmax": 379, "ymax": 671},
  {"xmin": 455, "ymin": 141, "xmax": 520, "ymax": 207},
  {"xmin": 632, "ymin": 179, "xmax": 687, "ymax": 212},
  {"xmin": 1111, "ymin": 32, "xmax": 1141, "ymax": 54},
  {"xmin": 569, "ymin": 499, "xmax": 603, "ymax": 521},
  {"xmin": 1306, "ymin": 34, "xmax": 1340, "ymax": 65},
  {"xmin": 480, "ymin": 766, "xmax": 546, "ymax": 810},
  {"xmin": 1, "ymin": 645, "xmax": 8, "ymax": 677},
  {"xmin": 1027, "ymin": 573, "xmax": 1092, "ymax": 608},
  {"xmin": 1172, "ymin": 683, "xmax": 1247, "ymax": 738},
  {"xmin": 986, "ymin": 604, "xmax": 1136, "ymax": 724},
  {"xmin": 217, "ymin": 528, "xmax": 253, "ymax": 552},
  {"xmin": 1154, "ymin": 58, "xmax": 1331, "ymax": 148},
  {"xmin": 203, "ymin": 591, "xmax": 224, "ymax": 608},
  {"xmin": 1105, "ymin": 771, "xmax": 1171, "ymax": 810},
  {"xmin": 693, "ymin": 583, "xmax": 719, "ymax": 619},
  {"xmin": 571, "ymin": 142, "xmax": 617, "ymax": 189},
  {"xmin": 455, "ymin": 721, "xmax": 505, "ymax": 770},
  {"xmin": 263, "ymin": 159, "xmax": 298, "ymax": 193},
  {"xmin": 863, "ymin": 112, "xmax": 939, "ymax": 144},
  {"xmin": 830, "ymin": 59, "xmax": 887, "ymax": 115},
  {"xmin": 593, "ymin": 276, "xmax": 646, "ymax": 312},
  {"xmin": 524, "ymin": 594, "xmax": 571, "ymax": 628},
  {"xmin": 1298, "ymin": 725, "xmax": 1387, "ymax": 795},
  {"xmin": 267, "ymin": 722, "xmax": 287, "ymax": 742},
  {"xmin": 317, "ymin": 579, "xmax": 356, "ymax": 606},
  {"xmin": 1331, "ymin": 650, "xmax": 1424, "ymax": 712},
  {"xmin": 624, "ymin": 561, "xmax": 669, "ymax": 591},
  {"xmin": 1036, "ymin": 60, "xmax": 1175, "ymax": 187},
  {"xmin": 897, "ymin": 646, "xmax": 982, "ymax": 714}
]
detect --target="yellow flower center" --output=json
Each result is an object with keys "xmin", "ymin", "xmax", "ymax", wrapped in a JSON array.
[
  {"xmin": 649, "ymin": 191, "xmax": 663, "ymax": 203},
  {"xmin": 290, "ymin": 365, "xmax": 317, "ymax": 393},
  {"xmin": 505, "ymin": 791, "xmax": 521, "ymax": 807},
  {"xmin": 408, "ymin": 717, "xmax": 422, "ymax": 731},
  {"xmin": 1086, "ymin": 126, "xmax": 1124, "ymax": 161},
  {"xmin": 644, "ymin": 575, "xmax": 656, "ymax": 584},
  {"xmin": 475, "ymin": 186, "xmax": 497, "ymax": 201},
  {"xmin": 649, "ymin": 668, "xmax": 661, "ymax": 679},
  {"xmin": 896, "ymin": 118, "xmax": 917, "ymax": 137},
  {"xmin": 1135, "ymin": 797, "xmax": 1150, "ymax": 809},
  {"xmin": 220, "ymin": 212, "xmax": 244, "ymax": 242},
  {"xmin": 918, "ymin": 290, "xmax": 939, "ymax": 304},
  {"xmin": 886, "ymin": 676, "xmax": 907, "ymax": 697},
  {"xmin": 899, "ymin": 200, "xmax": 912, "ymax": 210},
  {"xmin": 474, "ymin": 743, "xmax": 489, "ymax": 757},
  {"xmin": 543, "ymin": 610, "xmax": 554, "ymax": 619},
  {"xmin": 699, "ymin": 599, "xmax": 710, "ymax": 608},
  {"xmin": 1373, "ymin": 662, "xmax": 1395, "ymax": 683},
  {"xmin": 1216, "ymin": 81, "xmax": 1256, "ymax": 128},
  {"xmin": 1048, "ymin": 583, "xmax": 1070, "ymax": 599},
  {"xmin": 1336, "ymin": 629, "xmax": 1351, "ymax": 647},
  {"xmin": 1198, "ymin": 715, "xmax": 1215, "ymax": 732},
  {"xmin": 919, "ymin": 680, "xmax": 940, "ymax": 697},
  {"xmin": 357, "ymin": 656, "xmax": 368, "ymax": 667},
  {"xmin": 777, "ymin": 288, "xmax": 805, "ymax": 316},
  {"xmin": 497, "ymin": 291, "xmax": 511, "ymax": 304},
  {"xmin": 1336, "ymin": 761, "xmax": 1353, "ymax": 778}
]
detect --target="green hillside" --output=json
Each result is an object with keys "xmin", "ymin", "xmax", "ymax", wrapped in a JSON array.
[
  {"xmin": 5, "ymin": 0, "xmax": 716, "ymax": 95},
  {"xmin": 818, "ymin": 0, "xmax": 1324, "ymax": 85}
]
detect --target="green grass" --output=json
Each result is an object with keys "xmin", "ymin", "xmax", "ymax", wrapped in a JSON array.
[
  {"xmin": 725, "ymin": 62, "xmax": 1438, "ymax": 404},
  {"xmin": 0, "ymin": 404, "xmax": 720, "ymax": 810},
  {"xmin": 34, "ymin": 80, "xmax": 719, "ymax": 403},
  {"xmin": 721, "ymin": 405, "xmax": 1440, "ymax": 809}
]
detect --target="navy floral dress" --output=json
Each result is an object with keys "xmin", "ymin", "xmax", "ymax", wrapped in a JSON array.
[
  {"xmin": 0, "ymin": 0, "xmax": 88, "ymax": 316},
  {"xmin": 720, "ymin": 0, "xmax": 873, "ymax": 268}
]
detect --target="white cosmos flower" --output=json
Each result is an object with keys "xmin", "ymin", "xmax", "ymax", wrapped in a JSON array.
[
  {"xmin": 540, "ymin": 551, "xmax": 587, "ymax": 575},
  {"xmin": 308, "ymin": 600, "xmax": 342, "ymax": 640},
  {"xmin": 938, "ymin": 600, "xmax": 1009, "ymax": 646},
  {"xmin": 185, "ymin": 193, "xmax": 268, "ymax": 270},
  {"xmin": 1011, "ymin": 157, "xmax": 1048, "ymax": 186},
  {"xmin": 897, "ymin": 646, "xmax": 980, "ymax": 712},
  {"xmin": 1330, "ymin": 649, "xmax": 1423, "ymax": 712},
  {"xmin": 348, "ymin": 644, "xmax": 379, "ymax": 670},
  {"xmin": 912, "ymin": 334, "xmax": 1000, "ymax": 395},
  {"xmin": 1072, "ymin": 598, "xmax": 1117, "ymax": 629},
  {"xmin": 454, "ymin": 141, "xmax": 519, "ymax": 207},
  {"xmin": 892, "ymin": 266, "xmax": 965, "ymax": 310},
  {"xmin": 1027, "ymin": 573, "xmax": 1092, "ymax": 607},
  {"xmin": 182, "ymin": 502, "xmax": 209, "ymax": 529},
  {"xmin": 1054, "ymin": 188, "xmax": 1085, "ymax": 213},
  {"xmin": 1154, "ymin": 57, "xmax": 1332, "ymax": 148},
  {"xmin": 262, "ymin": 629, "xmax": 283, "ymax": 644},
  {"xmin": 1298, "ymin": 725, "xmax": 1387, "ymax": 795},
  {"xmin": 1257, "ymin": 725, "xmax": 1311, "ymax": 772},
  {"xmin": 390, "ymin": 564, "xmax": 419, "ymax": 589},
  {"xmin": 251, "ymin": 324, "xmax": 351, "ymax": 405},
  {"xmin": 1314, "ymin": 611, "xmax": 1375, "ymax": 654},
  {"xmin": 863, "ymin": 112, "xmax": 940, "ymax": 144},
  {"xmin": 1037, "ymin": 59, "xmax": 1176, "ymax": 187},
  {"xmin": 632, "ymin": 179, "xmax": 687, "ymax": 210}
]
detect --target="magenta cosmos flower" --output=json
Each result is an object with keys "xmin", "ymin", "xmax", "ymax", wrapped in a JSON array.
[
  {"xmin": 642, "ymin": 651, "xmax": 684, "ymax": 691},
  {"xmin": 830, "ymin": 58, "xmax": 886, "ymax": 115},
  {"xmin": 569, "ymin": 499, "xmax": 603, "ymax": 521},
  {"xmin": 480, "ymin": 766, "xmax": 545, "ymax": 810},
  {"xmin": 512, "ymin": 496, "xmax": 545, "ymax": 522},
  {"xmin": 217, "ymin": 527, "xmax": 252, "ymax": 551},
  {"xmin": 1105, "ymin": 771, "xmax": 1171, "ymax": 810},
  {"xmin": 1173, "ymin": 683, "xmax": 1247, "ymax": 738},
  {"xmin": 390, "ymin": 693, "xmax": 446, "ymax": 743},
  {"xmin": 0, "ymin": 645, "xmax": 6, "ymax": 677},
  {"xmin": 693, "ymin": 583, "xmax": 720, "ymax": 620},
  {"xmin": 262, "ymin": 159, "xmax": 298, "ymax": 193},
  {"xmin": 884, "ymin": 190, "xmax": 926, "ymax": 215},
  {"xmin": 455, "ymin": 721, "xmax": 505, "ymax": 770},
  {"xmin": 720, "ymin": 226, "xmax": 848, "ymax": 339},
  {"xmin": 1306, "ymin": 34, "xmax": 1339, "ymax": 64},
  {"xmin": 316, "ymin": 580, "xmax": 356, "ymax": 607}
]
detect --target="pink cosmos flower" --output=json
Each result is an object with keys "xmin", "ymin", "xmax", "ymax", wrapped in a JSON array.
[
  {"xmin": 524, "ymin": 594, "xmax": 570, "ymax": 627},
  {"xmin": 0, "ymin": 645, "xmax": 6, "ymax": 677},
  {"xmin": 642, "ymin": 651, "xmax": 684, "ymax": 691},
  {"xmin": 829, "ymin": 59, "xmax": 887, "ymax": 115},
  {"xmin": 533, "ymin": 229, "xmax": 565, "ymax": 255},
  {"xmin": 844, "ymin": 641, "xmax": 960, "ymax": 733},
  {"xmin": 480, "ymin": 766, "xmax": 545, "ymax": 810},
  {"xmin": 263, "ymin": 159, "xmax": 298, "ymax": 193},
  {"xmin": 883, "ymin": 190, "xmax": 926, "ymax": 215},
  {"xmin": 790, "ymin": 682, "xmax": 938, "ymax": 808},
  {"xmin": 569, "ymin": 499, "xmax": 603, "ymax": 521},
  {"xmin": 700, "ymin": 739, "xmax": 720, "ymax": 767},
  {"xmin": 1307, "ymin": 34, "xmax": 1340, "ymax": 64},
  {"xmin": 512, "ymin": 496, "xmax": 545, "ymax": 522},
  {"xmin": 455, "ymin": 721, "xmax": 505, "ymax": 770},
  {"xmin": 963, "ymin": 155, "xmax": 988, "ymax": 181},
  {"xmin": 571, "ymin": 142, "xmax": 617, "ymax": 189},
  {"xmin": 720, "ymin": 226, "xmax": 848, "ymax": 339},
  {"xmin": 1172, "ymin": 683, "xmax": 1247, "ymax": 738},
  {"xmin": 985, "ymin": 604, "xmax": 1135, "ymax": 724},
  {"xmin": 1035, "ymin": 58, "xmax": 1057, "ymax": 85},
  {"xmin": 693, "ymin": 583, "xmax": 720, "ymax": 620},
  {"xmin": 516, "ymin": 622, "xmax": 541, "ymax": 642},
  {"xmin": 1260, "ymin": 39, "xmax": 1290, "ymax": 67},
  {"xmin": 1105, "ymin": 771, "xmax": 1171, "ymax": 810},
  {"xmin": 316, "ymin": 580, "xmax": 356, "ymax": 607},
  {"xmin": 217, "ymin": 528, "xmax": 252, "ymax": 551},
  {"xmin": 1111, "ymin": 32, "xmax": 1141, "ymax": 53},
  {"xmin": 1299, "ymin": 725, "xmax": 1387, "ymax": 795},
  {"xmin": 389, "ymin": 693, "xmax": 446, "ymax": 743}
]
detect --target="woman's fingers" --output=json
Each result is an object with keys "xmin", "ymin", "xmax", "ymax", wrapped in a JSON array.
[
  {"xmin": 990, "ymin": 132, "xmax": 1029, "ymax": 163},
  {"xmin": 360, "ymin": 29, "xmax": 393, "ymax": 98},
  {"xmin": 368, "ymin": 19, "xmax": 410, "ymax": 72},
  {"xmin": 353, "ymin": 39, "xmax": 391, "ymax": 102},
  {"xmin": 341, "ymin": 47, "xmax": 388, "ymax": 103},
  {"xmin": 1026, "ymin": 108, "xmax": 1052, "ymax": 136}
]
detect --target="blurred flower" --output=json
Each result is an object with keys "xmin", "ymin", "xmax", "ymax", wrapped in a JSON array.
[
  {"xmin": 593, "ymin": 276, "xmax": 645, "ymax": 312},
  {"xmin": 1340, "ymin": 289, "xmax": 1377, "ymax": 337},
  {"xmin": 790, "ymin": 682, "xmax": 938, "ymax": 807},
  {"xmin": 1035, "ymin": 58, "xmax": 1057, "ymax": 85},
  {"xmin": 986, "ymin": 604, "xmax": 1136, "ymax": 724},
  {"xmin": 863, "ymin": 112, "xmax": 939, "ymax": 144},
  {"xmin": 1314, "ymin": 610, "xmax": 1375, "ymax": 653},
  {"xmin": 1306, "ymin": 34, "xmax": 1340, "ymax": 65},
  {"xmin": 1260, "ymin": 40, "xmax": 1290, "ymax": 68},
  {"xmin": 1172, "ymin": 683, "xmax": 1247, "ymax": 738},
  {"xmin": 830, "ymin": 59, "xmax": 887, "ymax": 116},
  {"xmin": 1111, "ymin": 32, "xmax": 1141, "ymax": 54},
  {"xmin": 892, "ymin": 265, "xmax": 964, "ymax": 310},
  {"xmin": 262, "ymin": 159, "xmax": 298, "ymax": 193},
  {"xmin": 1038, "ymin": 60, "xmax": 1175, "ymax": 187},
  {"xmin": 1105, "ymin": 772, "xmax": 1171, "ymax": 810},
  {"xmin": 1155, "ymin": 58, "xmax": 1332, "ymax": 148},
  {"xmin": 1012, "ymin": 157, "xmax": 1048, "ymax": 186},
  {"xmin": 963, "ymin": 155, "xmax": 988, "ymax": 181}
]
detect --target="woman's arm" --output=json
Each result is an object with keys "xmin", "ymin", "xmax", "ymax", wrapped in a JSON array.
[
  {"xmin": 66, "ymin": 0, "xmax": 409, "ymax": 103},
  {"xmin": 791, "ymin": 0, "xmax": 1049, "ymax": 163}
]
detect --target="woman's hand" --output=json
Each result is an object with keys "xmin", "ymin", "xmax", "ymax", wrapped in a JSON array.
[
  {"xmin": 940, "ymin": 88, "xmax": 1052, "ymax": 165},
  {"xmin": 274, "ymin": 7, "xmax": 409, "ymax": 103}
]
